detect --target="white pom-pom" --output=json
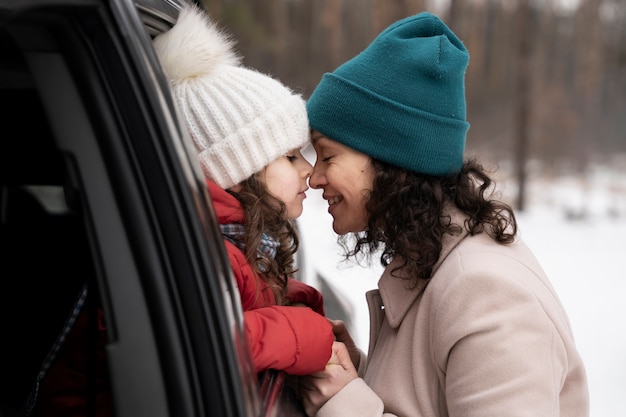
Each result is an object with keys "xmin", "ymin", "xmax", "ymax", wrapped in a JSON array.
[{"xmin": 153, "ymin": 4, "xmax": 240, "ymax": 82}]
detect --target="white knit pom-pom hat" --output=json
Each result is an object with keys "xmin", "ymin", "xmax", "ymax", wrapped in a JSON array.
[{"xmin": 153, "ymin": 4, "xmax": 309, "ymax": 189}]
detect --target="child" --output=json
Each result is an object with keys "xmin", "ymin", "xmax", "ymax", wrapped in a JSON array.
[{"xmin": 153, "ymin": 4, "xmax": 333, "ymax": 376}]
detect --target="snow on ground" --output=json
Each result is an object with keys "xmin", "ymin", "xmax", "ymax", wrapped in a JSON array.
[{"xmin": 298, "ymin": 161, "xmax": 626, "ymax": 417}]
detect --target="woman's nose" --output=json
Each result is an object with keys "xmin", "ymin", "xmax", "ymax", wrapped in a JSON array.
[{"xmin": 309, "ymin": 164, "xmax": 324, "ymax": 189}]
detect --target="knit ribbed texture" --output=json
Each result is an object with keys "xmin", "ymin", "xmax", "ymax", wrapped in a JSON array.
[
  {"xmin": 154, "ymin": 4, "xmax": 309, "ymax": 188},
  {"xmin": 307, "ymin": 12, "xmax": 470, "ymax": 176}
]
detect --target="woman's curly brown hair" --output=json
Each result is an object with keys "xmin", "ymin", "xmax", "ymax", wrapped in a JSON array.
[
  {"xmin": 344, "ymin": 158, "xmax": 517, "ymax": 288},
  {"xmin": 228, "ymin": 174, "xmax": 299, "ymax": 305}
]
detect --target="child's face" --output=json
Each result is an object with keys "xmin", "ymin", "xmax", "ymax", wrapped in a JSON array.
[
  {"xmin": 309, "ymin": 131, "xmax": 375, "ymax": 235},
  {"xmin": 261, "ymin": 148, "xmax": 312, "ymax": 220}
]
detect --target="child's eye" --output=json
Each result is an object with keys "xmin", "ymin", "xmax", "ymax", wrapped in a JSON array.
[{"xmin": 286, "ymin": 155, "xmax": 297, "ymax": 162}]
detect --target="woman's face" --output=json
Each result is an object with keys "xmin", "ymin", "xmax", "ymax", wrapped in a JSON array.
[
  {"xmin": 260, "ymin": 148, "xmax": 312, "ymax": 219},
  {"xmin": 309, "ymin": 131, "xmax": 375, "ymax": 235}
]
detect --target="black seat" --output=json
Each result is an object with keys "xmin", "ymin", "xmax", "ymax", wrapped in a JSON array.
[{"xmin": 0, "ymin": 76, "xmax": 94, "ymax": 412}]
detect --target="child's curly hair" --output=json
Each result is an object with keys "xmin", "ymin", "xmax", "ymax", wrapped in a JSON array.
[{"xmin": 228, "ymin": 174, "xmax": 299, "ymax": 305}]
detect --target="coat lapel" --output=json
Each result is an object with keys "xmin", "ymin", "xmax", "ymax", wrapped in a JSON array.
[{"xmin": 377, "ymin": 207, "xmax": 470, "ymax": 328}]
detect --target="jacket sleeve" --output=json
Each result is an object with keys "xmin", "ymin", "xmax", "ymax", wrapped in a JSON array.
[
  {"xmin": 244, "ymin": 306, "xmax": 333, "ymax": 375},
  {"xmin": 285, "ymin": 278, "xmax": 325, "ymax": 315},
  {"xmin": 223, "ymin": 239, "xmax": 333, "ymax": 375}
]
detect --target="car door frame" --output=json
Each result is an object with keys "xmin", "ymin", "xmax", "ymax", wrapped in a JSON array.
[{"xmin": 1, "ymin": 0, "xmax": 261, "ymax": 416}]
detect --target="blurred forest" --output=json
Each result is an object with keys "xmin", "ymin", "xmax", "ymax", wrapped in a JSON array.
[{"xmin": 201, "ymin": 0, "xmax": 626, "ymax": 209}]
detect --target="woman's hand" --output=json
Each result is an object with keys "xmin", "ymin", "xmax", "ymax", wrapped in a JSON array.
[
  {"xmin": 330, "ymin": 320, "xmax": 361, "ymax": 370},
  {"xmin": 298, "ymin": 341, "xmax": 358, "ymax": 416}
]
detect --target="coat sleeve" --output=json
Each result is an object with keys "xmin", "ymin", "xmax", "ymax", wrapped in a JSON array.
[
  {"xmin": 223, "ymin": 240, "xmax": 334, "ymax": 375},
  {"xmin": 244, "ymin": 306, "xmax": 333, "ymax": 375},
  {"xmin": 316, "ymin": 379, "xmax": 393, "ymax": 417},
  {"xmin": 285, "ymin": 278, "xmax": 325, "ymax": 315}
]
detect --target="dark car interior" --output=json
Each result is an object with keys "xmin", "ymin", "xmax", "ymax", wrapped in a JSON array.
[{"xmin": 0, "ymin": 27, "xmax": 94, "ymax": 414}]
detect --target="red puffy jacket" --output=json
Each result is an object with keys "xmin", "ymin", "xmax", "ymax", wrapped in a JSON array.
[{"xmin": 207, "ymin": 180, "xmax": 333, "ymax": 375}]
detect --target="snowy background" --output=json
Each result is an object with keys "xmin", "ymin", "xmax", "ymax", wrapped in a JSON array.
[{"xmin": 297, "ymin": 155, "xmax": 626, "ymax": 417}]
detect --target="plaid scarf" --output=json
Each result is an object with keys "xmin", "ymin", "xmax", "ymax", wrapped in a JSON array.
[{"xmin": 220, "ymin": 223, "xmax": 280, "ymax": 261}]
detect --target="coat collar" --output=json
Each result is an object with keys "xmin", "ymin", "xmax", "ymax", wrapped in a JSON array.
[{"xmin": 378, "ymin": 207, "xmax": 469, "ymax": 328}]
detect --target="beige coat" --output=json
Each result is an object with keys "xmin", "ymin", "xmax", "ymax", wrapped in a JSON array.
[{"xmin": 317, "ymin": 215, "xmax": 589, "ymax": 417}]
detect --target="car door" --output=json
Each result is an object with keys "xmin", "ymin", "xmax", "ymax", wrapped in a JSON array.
[{"xmin": 0, "ymin": 1, "xmax": 275, "ymax": 416}]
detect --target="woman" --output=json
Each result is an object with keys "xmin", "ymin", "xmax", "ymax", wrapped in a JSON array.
[{"xmin": 298, "ymin": 11, "xmax": 589, "ymax": 417}]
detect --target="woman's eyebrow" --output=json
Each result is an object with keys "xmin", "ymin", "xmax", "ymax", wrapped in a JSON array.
[{"xmin": 311, "ymin": 132, "xmax": 325, "ymax": 144}]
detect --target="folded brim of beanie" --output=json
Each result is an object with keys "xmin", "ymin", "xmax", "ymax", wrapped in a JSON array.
[{"xmin": 307, "ymin": 73, "xmax": 470, "ymax": 176}]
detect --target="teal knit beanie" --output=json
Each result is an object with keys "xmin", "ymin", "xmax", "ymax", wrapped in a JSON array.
[{"xmin": 307, "ymin": 12, "xmax": 470, "ymax": 176}]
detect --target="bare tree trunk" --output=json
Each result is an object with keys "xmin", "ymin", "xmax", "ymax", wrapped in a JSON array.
[
  {"xmin": 323, "ymin": 0, "xmax": 342, "ymax": 69},
  {"xmin": 572, "ymin": 0, "xmax": 603, "ymax": 168},
  {"xmin": 447, "ymin": 0, "xmax": 462, "ymax": 31},
  {"xmin": 514, "ymin": 0, "xmax": 532, "ymax": 211}
]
